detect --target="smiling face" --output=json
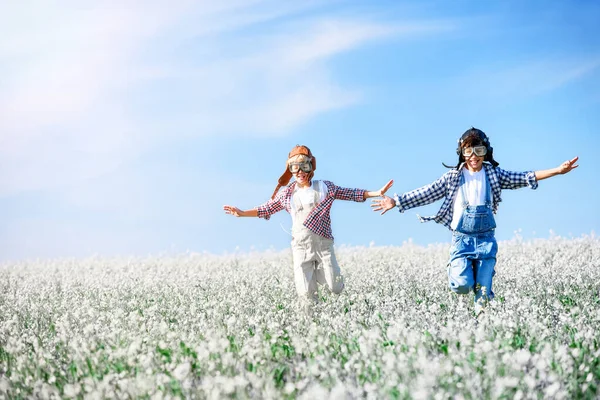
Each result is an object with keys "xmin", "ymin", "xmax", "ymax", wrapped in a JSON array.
[
  {"xmin": 464, "ymin": 150, "xmax": 484, "ymax": 172},
  {"xmin": 459, "ymin": 136, "xmax": 487, "ymax": 172},
  {"xmin": 288, "ymin": 154, "xmax": 312, "ymax": 187}
]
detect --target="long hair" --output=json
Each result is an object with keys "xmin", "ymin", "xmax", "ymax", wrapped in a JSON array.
[{"xmin": 443, "ymin": 127, "xmax": 499, "ymax": 169}]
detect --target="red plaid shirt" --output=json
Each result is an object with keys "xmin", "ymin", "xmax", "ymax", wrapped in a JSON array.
[{"xmin": 256, "ymin": 180, "xmax": 366, "ymax": 240}]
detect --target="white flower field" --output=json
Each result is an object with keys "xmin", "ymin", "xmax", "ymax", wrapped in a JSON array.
[{"xmin": 1, "ymin": 234, "xmax": 599, "ymax": 399}]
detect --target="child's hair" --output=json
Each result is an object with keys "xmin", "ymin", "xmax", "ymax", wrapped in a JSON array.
[{"xmin": 443, "ymin": 127, "xmax": 499, "ymax": 169}]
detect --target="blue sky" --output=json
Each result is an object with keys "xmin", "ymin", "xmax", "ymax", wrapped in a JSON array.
[{"xmin": 1, "ymin": 1, "xmax": 599, "ymax": 261}]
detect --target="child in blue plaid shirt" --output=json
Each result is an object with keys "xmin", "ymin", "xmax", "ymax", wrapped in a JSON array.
[
  {"xmin": 224, "ymin": 145, "xmax": 393, "ymax": 312},
  {"xmin": 372, "ymin": 128, "xmax": 578, "ymax": 316}
]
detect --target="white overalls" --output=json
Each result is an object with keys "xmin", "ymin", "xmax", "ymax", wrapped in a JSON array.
[{"xmin": 290, "ymin": 181, "xmax": 344, "ymax": 305}]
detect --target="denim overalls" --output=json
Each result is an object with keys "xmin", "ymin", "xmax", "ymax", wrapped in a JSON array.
[
  {"xmin": 448, "ymin": 170, "xmax": 498, "ymax": 311},
  {"xmin": 290, "ymin": 181, "xmax": 344, "ymax": 307}
]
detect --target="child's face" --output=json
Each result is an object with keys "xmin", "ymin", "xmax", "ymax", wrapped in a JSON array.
[
  {"xmin": 288, "ymin": 154, "xmax": 312, "ymax": 187},
  {"xmin": 464, "ymin": 151, "xmax": 484, "ymax": 172},
  {"xmin": 293, "ymin": 169, "xmax": 311, "ymax": 187}
]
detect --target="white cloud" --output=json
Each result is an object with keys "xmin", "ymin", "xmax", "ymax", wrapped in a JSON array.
[
  {"xmin": 0, "ymin": 1, "xmax": 451, "ymax": 196},
  {"xmin": 134, "ymin": 17, "xmax": 453, "ymax": 138},
  {"xmin": 539, "ymin": 58, "xmax": 600, "ymax": 92},
  {"xmin": 454, "ymin": 57, "xmax": 600, "ymax": 100},
  {"xmin": 0, "ymin": 1, "xmax": 183, "ymax": 195}
]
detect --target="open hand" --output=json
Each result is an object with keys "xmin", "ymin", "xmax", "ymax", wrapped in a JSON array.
[
  {"xmin": 223, "ymin": 205, "xmax": 242, "ymax": 217},
  {"xmin": 371, "ymin": 195, "xmax": 397, "ymax": 215},
  {"xmin": 377, "ymin": 179, "xmax": 394, "ymax": 197}
]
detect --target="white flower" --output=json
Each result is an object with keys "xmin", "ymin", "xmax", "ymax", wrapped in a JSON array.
[
  {"xmin": 545, "ymin": 382, "xmax": 561, "ymax": 398},
  {"xmin": 330, "ymin": 382, "xmax": 350, "ymax": 400},
  {"xmin": 514, "ymin": 349, "xmax": 531, "ymax": 366},
  {"xmin": 63, "ymin": 383, "xmax": 81, "ymax": 398},
  {"xmin": 298, "ymin": 384, "xmax": 328, "ymax": 400},
  {"xmin": 172, "ymin": 362, "xmax": 191, "ymax": 380},
  {"xmin": 0, "ymin": 377, "xmax": 9, "ymax": 393},
  {"xmin": 284, "ymin": 382, "xmax": 295, "ymax": 394}
]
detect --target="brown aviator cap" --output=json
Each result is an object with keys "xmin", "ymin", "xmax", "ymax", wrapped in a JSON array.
[{"xmin": 270, "ymin": 145, "xmax": 317, "ymax": 199}]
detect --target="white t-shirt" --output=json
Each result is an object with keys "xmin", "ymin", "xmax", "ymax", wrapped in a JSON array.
[
  {"xmin": 290, "ymin": 180, "xmax": 327, "ymax": 224},
  {"xmin": 450, "ymin": 169, "xmax": 488, "ymax": 230}
]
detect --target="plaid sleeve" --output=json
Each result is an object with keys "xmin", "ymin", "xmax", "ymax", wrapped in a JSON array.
[
  {"xmin": 394, "ymin": 173, "xmax": 449, "ymax": 213},
  {"xmin": 329, "ymin": 182, "xmax": 367, "ymax": 203},
  {"xmin": 256, "ymin": 190, "xmax": 286, "ymax": 220},
  {"xmin": 496, "ymin": 167, "xmax": 538, "ymax": 190}
]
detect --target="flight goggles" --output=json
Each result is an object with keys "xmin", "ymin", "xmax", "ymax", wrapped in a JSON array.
[
  {"xmin": 288, "ymin": 161, "xmax": 313, "ymax": 173},
  {"xmin": 462, "ymin": 145, "xmax": 488, "ymax": 157}
]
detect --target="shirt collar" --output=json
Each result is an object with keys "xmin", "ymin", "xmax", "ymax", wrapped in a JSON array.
[{"xmin": 458, "ymin": 161, "xmax": 491, "ymax": 171}]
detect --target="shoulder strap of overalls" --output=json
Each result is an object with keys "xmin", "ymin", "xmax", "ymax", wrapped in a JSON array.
[
  {"xmin": 484, "ymin": 171, "xmax": 492, "ymax": 207},
  {"xmin": 312, "ymin": 180, "xmax": 320, "ymax": 204},
  {"xmin": 292, "ymin": 183, "xmax": 301, "ymax": 210},
  {"xmin": 460, "ymin": 170, "xmax": 469, "ymax": 208}
]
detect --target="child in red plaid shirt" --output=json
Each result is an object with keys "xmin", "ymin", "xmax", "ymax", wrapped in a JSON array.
[{"xmin": 224, "ymin": 145, "xmax": 393, "ymax": 312}]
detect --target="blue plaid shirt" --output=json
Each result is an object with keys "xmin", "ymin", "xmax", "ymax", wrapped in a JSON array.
[{"xmin": 393, "ymin": 162, "xmax": 538, "ymax": 230}]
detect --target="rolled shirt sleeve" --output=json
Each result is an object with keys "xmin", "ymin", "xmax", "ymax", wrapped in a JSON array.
[
  {"xmin": 393, "ymin": 174, "xmax": 449, "ymax": 213},
  {"xmin": 332, "ymin": 185, "xmax": 367, "ymax": 202},
  {"xmin": 497, "ymin": 168, "xmax": 538, "ymax": 190},
  {"xmin": 256, "ymin": 194, "xmax": 285, "ymax": 220}
]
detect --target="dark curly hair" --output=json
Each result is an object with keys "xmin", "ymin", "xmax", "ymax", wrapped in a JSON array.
[{"xmin": 443, "ymin": 127, "xmax": 499, "ymax": 169}]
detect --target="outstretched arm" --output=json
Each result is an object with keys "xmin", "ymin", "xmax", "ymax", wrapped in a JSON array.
[
  {"xmin": 329, "ymin": 179, "xmax": 393, "ymax": 202},
  {"xmin": 372, "ymin": 173, "xmax": 450, "ymax": 215},
  {"xmin": 363, "ymin": 179, "xmax": 394, "ymax": 199},
  {"xmin": 224, "ymin": 190, "xmax": 286, "ymax": 220},
  {"xmin": 535, "ymin": 157, "xmax": 579, "ymax": 181},
  {"xmin": 223, "ymin": 205, "xmax": 259, "ymax": 217}
]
